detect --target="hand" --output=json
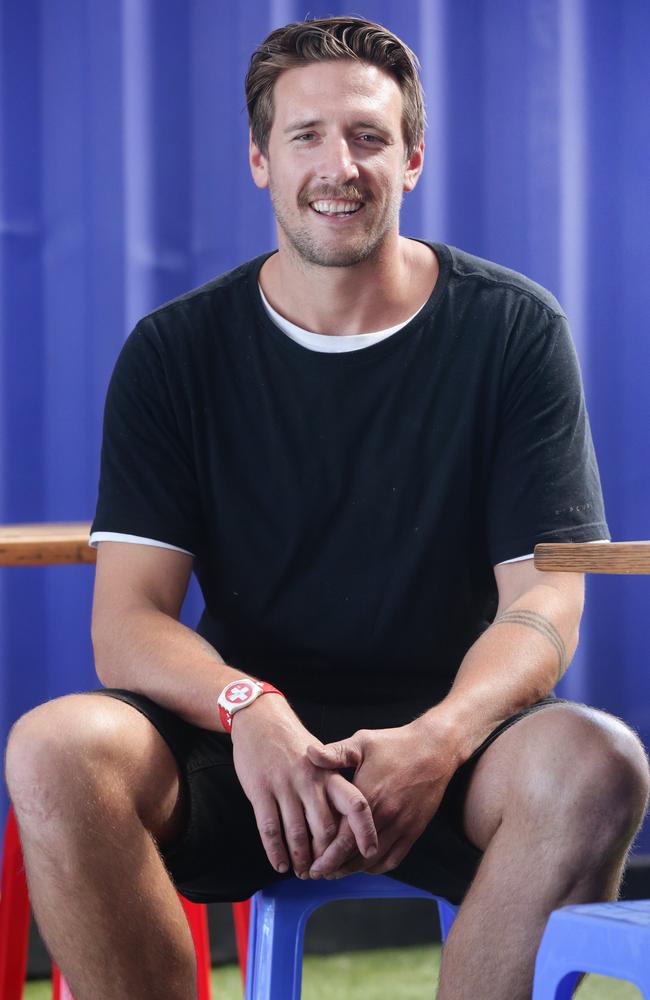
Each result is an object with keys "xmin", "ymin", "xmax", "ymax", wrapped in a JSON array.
[
  {"xmin": 306, "ymin": 718, "xmax": 459, "ymax": 878},
  {"xmin": 231, "ymin": 695, "xmax": 378, "ymax": 878}
]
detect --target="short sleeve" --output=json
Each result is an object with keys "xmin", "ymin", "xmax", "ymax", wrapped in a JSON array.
[
  {"xmin": 91, "ymin": 319, "xmax": 202, "ymax": 555},
  {"xmin": 486, "ymin": 313, "xmax": 609, "ymax": 565}
]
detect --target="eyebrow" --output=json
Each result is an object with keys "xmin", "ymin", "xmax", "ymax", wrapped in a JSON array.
[
  {"xmin": 354, "ymin": 120, "xmax": 393, "ymax": 135},
  {"xmin": 283, "ymin": 119, "xmax": 324, "ymax": 134},
  {"xmin": 283, "ymin": 118, "xmax": 394, "ymax": 137}
]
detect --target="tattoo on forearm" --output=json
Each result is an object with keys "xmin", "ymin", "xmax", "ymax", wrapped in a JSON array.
[{"xmin": 491, "ymin": 609, "xmax": 568, "ymax": 679}]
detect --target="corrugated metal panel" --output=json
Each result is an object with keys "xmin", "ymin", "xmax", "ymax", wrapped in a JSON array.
[{"xmin": 2, "ymin": 0, "xmax": 649, "ymax": 847}]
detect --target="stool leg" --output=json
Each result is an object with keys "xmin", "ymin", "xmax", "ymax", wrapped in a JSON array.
[
  {"xmin": 244, "ymin": 891, "xmax": 260, "ymax": 1000},
  {"xmin": 532, "ymin": 918, "xmax": 583, "ymax": 1000},
  {"xmin": 246, "ymin": 892, "xmax": 310, "ymax": 1000},
  {"xmin": 532, "ymin": 967, "xmax": 581, "ymax": 1000},
  {"xmin": 52, "ymin": 965, "xmax": 76, "ymax": 999},
  {"xmin": 435, "ymin": 897, "xmax": 457, "ymax": 942},
  {"xmin": 178, "ymin": 895, "xmax": 212, "ymax": 1000},
  {"xmin": 0, "ymin": 807, "xmax": 31, "ymax": 1000},
  {"xmin": 232, "ymin": 899, "xmax": 251, "ymax": 989}
]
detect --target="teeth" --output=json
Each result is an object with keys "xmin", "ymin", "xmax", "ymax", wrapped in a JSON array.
[{"xmin": 311, "ymin": 200, "xmax": 362, "ymax": 214}]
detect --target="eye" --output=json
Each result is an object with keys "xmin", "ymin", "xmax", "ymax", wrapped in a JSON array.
[
  {"xmin": 357, "ymin": 134, "xmax": 383, "ymax": 144},
  {"xmin": 293, "ymin": 132, "xmax": 316, "ymax": 142}
]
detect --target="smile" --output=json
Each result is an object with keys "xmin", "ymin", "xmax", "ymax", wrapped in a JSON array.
[{"xmin": 309, "ymin": 199, "xmax": 364, "ymax": 217}]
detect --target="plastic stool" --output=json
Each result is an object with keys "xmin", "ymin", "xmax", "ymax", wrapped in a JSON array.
[
  {"xmin": 0, "ymin": 805, "xmax": 214, "ymax": 999},
  {"xmin": 533, "ymin": 900, "xmax": 650, "ymax": 999},
  {"xmin": 0, "ymin": 807, "xmax": 30, "ymax": 999},
  {"xmin": 244, "ymin": 872, "xmax": 458, "ymax": 1000}
]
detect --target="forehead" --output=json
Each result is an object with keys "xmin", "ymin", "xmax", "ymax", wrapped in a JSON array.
[{"xmin": 271, "ymin": 60, "xmax": 403, "ymax": 128}]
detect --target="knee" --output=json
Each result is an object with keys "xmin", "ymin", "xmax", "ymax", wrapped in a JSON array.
[
  {"xmin": 525, "ymin": 706, "xmax": 650, "ymax": 854},
  {"xmin": 577, "ymin": 710, "xmax": 650, "ymax": 846},
  {"xmin": 5, "ymin": 695, "xmax": 127, "ymax": 825}
]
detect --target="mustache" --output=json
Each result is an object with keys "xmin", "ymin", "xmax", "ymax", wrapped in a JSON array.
[{"xmin": 298, "ymin": 186, "xmax": 370, "ymax": 207}]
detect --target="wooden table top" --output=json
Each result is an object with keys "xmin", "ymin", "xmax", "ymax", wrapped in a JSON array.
[
  {"xmin": 534, "ymin": 541, "xmax": 650, "ymax": 574},
  {"xmin": 0, "ymin": 525, "xmax": 648, "ymax": 573},
  {"xmin": 0, "ymin": 522, "xmax": 95, "ymax": 566}
]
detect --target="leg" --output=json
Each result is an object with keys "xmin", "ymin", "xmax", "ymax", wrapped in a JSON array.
[
  {"xmin": 436, "ymin": 703, "xmax": 650, "ymax": 1000},
  {"xmin": 4, "ymin": 693, "xmax": 195, "ymax": 1000}
]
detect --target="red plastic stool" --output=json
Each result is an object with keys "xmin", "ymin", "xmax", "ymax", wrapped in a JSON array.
[
  {"xmin": 0, "ymin": 804, "xmax": 247, "ymax": 998},
  {"xmin": 0, "ymin": 806, "xmax": 30, "ymax": 999}
]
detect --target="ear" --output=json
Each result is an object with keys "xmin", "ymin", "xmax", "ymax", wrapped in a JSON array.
[
  {"xmin": 403, "ymin": 135, "xmax": 424, "ymax": 193},
  {"xmin": 250, "ymin": 130, "xmax": 270, "ymax": 190}
]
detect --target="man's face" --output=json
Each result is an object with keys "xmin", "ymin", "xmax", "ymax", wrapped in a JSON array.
[{"xmin": 250, "ymin": 60, "xmax": 423, "ymax": 268}]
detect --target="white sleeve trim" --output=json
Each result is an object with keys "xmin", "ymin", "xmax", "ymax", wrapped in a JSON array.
[
  {"xmin": 495, "ymin": 538, "xmax": 610, "ymax": 566},
  {"xmin": 89, "ymin": 531, "xmax": 194, "ymax": 556}
]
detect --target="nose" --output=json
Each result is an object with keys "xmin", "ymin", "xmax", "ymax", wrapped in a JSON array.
[{"xmin": 317, "ymin": 138, "xmax": 360, "ymax": 185}]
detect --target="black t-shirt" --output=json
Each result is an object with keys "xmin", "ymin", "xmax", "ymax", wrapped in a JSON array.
[{"xmin": 92, "ymin": 241, "xmax": 609, "ymax": 706}]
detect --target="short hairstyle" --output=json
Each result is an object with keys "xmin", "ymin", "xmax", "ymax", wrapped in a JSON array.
[{"xmin": 245, "ymin": 15, "xmax": 426, "ymax": 158}]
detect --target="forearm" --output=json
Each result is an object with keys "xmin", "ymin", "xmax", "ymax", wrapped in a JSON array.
[
  {"xmin": 93, "ymin": 604, "xmax": 253, "ymax": 731},
  {"xmin": 415, "ymin": 577, "xmax": 583, "ymax": 767}
]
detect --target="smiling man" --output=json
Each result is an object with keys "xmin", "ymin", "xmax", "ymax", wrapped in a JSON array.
[{"xmin": 5, "ymin": 15, "xmax": 649, "ymax": 1000}]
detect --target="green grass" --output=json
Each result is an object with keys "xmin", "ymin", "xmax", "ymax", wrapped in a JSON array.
[{"xmin": 23, "ymin": 945, "xmax": 642, "ymax": 998}]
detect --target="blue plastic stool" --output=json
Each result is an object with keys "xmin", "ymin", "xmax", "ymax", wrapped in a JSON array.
[
  {"xmin": 244, "ymin": 872, "xmax": 458, "ymax": 1000},
  {"xmin": 533, "ymin": 900, "xmax": 650, "ymax": 999}
]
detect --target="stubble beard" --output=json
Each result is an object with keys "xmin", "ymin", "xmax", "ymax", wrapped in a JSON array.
[{"xmin": 268, "ymin": 175, "xmax": 403, "ymax": 269}]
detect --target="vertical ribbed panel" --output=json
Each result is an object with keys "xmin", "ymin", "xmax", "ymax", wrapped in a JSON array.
[
  {"xmin": 0, "ymin": 0, "xmax": 49, "ymax": 793},
  {"xmin": 578, "ymin": 0, "xmax": 650, "ymax": 728},
  {"xmin": 1, "ymin": 0, "xmax": 649, "ymax": 849}
]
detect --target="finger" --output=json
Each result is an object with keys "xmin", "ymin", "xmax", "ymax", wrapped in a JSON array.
[
  {"xmin": 326, "ymin": 850, "xmax": 366, "ymax": 878},
  {"xmin": 365, "ymin": 834, "xmax": 412, "ymax": 875},
  {"xmin": 251, "ymin": 796, "xmax": 290, "ymax": 874},
  {"xmin": 326, "ymin": 773, "xmax": 378, "ymax": 858},
  {"xmin": 277, "ymin": 792, "xmax": 314, "ymax": 878},
  {"xmin": 329, "ymin": 827, "xmax": 406, "ymax": 879},
  {"xmin": 301, "ymin": 784, "xmax": 340, "ymax": 861},
  {"xmin": 306, "ymin": 740, "xmax": 361, "ymax": 771},
  {"xmin": 309, "ymin": 816, "xmax": 359, "ymax": 877}
]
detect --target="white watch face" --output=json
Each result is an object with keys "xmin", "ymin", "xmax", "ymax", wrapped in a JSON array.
[{"xmin": 221, "ymin": 679, "xmax": 261, "ymax": 714}]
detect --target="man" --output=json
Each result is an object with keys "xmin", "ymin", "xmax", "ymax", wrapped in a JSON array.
[{"xmin": 5, "ymin": 15, "xmax": 649, "ymax": 1000}]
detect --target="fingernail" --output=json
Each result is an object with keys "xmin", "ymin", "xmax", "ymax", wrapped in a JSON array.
[
  {"xmin": 277, "ymin": 862, "xmax": 288, "ymax": 873},
  {"xmin": 297, "ymin": 871, "xmax": 308, "ymax": 880},
  {"xmin": 309, "ymin": 869, "xmax": 322, "ymax": 879}
]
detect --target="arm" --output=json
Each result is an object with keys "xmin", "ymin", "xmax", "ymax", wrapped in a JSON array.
[
  {"xmin": 417, "ymin": 557, "xmax": 584, "ymax": 764},
  {"xmin": 307, "ymin": 559, "xmax": 584, "ymax": 876},
  {"xmin": 92, "ymin": 540, "xmax": 377, "ymax": 874},
  {"xmin": 92, "ymin": 540, "xmax": 233, "ymax": 729}
]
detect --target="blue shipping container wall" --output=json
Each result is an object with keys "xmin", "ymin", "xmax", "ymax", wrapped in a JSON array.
[{"xmin": 1, "ymin": 0, "xmax": 649, "ymax": 848}]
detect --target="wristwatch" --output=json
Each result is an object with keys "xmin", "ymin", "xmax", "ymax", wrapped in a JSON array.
[{"xmin": 217, "ymin": 678, "xmax": 284, "ymax": 732}]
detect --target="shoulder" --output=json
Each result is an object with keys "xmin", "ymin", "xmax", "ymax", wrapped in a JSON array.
[
  {"xmin": 109, "ymin": 253, "xmax": 271, "ymax": 395},
  {"xmin": 442, "ymin": 244, "xmax": 565, "ymax": 323},
  {"xmin": 132, "ymin": 252, "xmax": 271, "ymax": 347}
]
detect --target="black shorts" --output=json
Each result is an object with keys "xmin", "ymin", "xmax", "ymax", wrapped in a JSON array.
[{"xmin": 93, "ymin": 688, "xmax": 560, "ymax": 905}]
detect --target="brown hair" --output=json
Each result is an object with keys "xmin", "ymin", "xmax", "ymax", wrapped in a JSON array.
[{"xmin": 245, "ymin": 15, "xmax": 426, "ymax": 158}]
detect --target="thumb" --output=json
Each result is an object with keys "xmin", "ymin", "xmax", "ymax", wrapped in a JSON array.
[{"xmin": 307, "ymin": 739, "xmax": 362, "ymax": 770}]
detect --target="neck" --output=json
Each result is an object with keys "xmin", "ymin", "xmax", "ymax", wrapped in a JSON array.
[{"xmin": 259, "ymin": 232, "xmax": 438, "ymax": 336}]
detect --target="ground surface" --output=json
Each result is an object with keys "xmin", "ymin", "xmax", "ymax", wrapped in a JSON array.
[{"xmin": 23, "ymin": 944, "xmax": 641, "ymax": 998}]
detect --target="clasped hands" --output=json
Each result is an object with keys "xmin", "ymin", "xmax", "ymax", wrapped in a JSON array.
[{"xmin": 231, "ymin": 696, "xmax": 456, "ymax": 881}]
